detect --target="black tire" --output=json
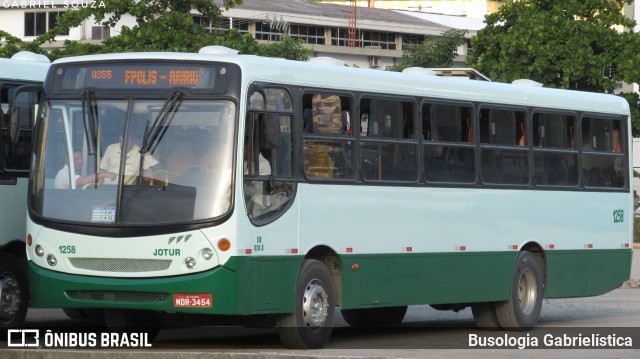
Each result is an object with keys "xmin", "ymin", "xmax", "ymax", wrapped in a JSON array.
[
  {"xmin": 471, "ymin": 302, "xmax": 501, "ymax": 329},
  {"xmin": 340, "ymin": 306, "xmax": 407, "ymax": 327},
  {"xmin": 495, "ymin": 251, "xmax": 543, "ymax": 330},
  {"xmin": 276, "ymin": 259, "xmax": 335, "ymax": 349},
  {"xmin": 104, "ymin": 309, "xmax": 160, "ymax": 341},
  {"xmin": 0, "ymin": 253, "xmax": 29, "ymax": 328}
]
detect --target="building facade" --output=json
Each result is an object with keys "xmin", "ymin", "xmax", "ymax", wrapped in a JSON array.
[{"xmin": 0, "ymin": 0, "xmax": 483, "ymax": 68}]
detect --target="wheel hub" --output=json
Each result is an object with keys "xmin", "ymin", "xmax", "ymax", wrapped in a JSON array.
[
  {"xmin": 302, "ymin": 279, "xmax": 328, "ymax": 328},
  {"xmin": 518, "ymin": 268, "xmax": 537, "ymax": 316},
  {"xmin": 0, "ymin": 273, "xmax": 21, "ymax": 322}
]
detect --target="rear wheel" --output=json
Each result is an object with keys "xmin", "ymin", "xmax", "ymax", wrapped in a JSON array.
[
  {"xmin": 0, "ymin": 254, "xmax": 28, "ymax": 328},
  {"xmin": 495, "ymin": 251, "xmax": 543, "ymax": 330},
  {"xmin": 276, "ymin": 259, "xmax": 335, "ymax": 349},
  {"xmin": 471, "ymin": 302, "xmax": 501, "ymax": 329}
]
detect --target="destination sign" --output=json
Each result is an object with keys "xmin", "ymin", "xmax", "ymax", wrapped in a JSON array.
[{"xmin": 51, "ymin": 62, "xmax": 227, "ymax": 91}]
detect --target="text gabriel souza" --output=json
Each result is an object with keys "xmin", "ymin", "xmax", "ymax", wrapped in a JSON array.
[{"xmin": 469, "ymin": 333, "xmax": 633, "ymax": 349}]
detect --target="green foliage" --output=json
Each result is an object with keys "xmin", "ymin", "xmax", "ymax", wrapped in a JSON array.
[
  {"xmin": 467, "ymin": 0, "xmax": 640, "ymax": 140},
  {"xmin": 257, "ymin": 35, "xmax": 313, "ymax": 61},
  {"xmin": 0, "ymin": 30, "xmax": 25, "ymax": 58},
  {"xmin": 387, "ymin": 29, "xmax": 466, "ymax": 72},
  {"xmin": 617, "ymin": 92, "xmax": 640, "ymax": 138},
  {"xmin": 0, "ymin": 0, "xmax": 310, "ymax": 62},
  {"xmin": 48, "ymin": 41, "xmax": 106, "ymax": 61},
  {"xmin": 467, "ymin": 0, "xmax": 634, "ymax": 92}
]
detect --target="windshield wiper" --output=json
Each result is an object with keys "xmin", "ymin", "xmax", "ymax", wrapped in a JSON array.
[
  {"xmin": 141, "ymin": 90, "xmax": 182, "ymax": 154},
  {"xmin": 81, "ymin": 89, "xmax": 98, "ymax": 155},
  {"xmin": 137, "ymin": 90, "xmax": 182, "ymax": 184}
]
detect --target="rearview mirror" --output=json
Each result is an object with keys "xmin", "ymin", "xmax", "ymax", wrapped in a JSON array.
[{"xmin": 9, "ymin": 85, "xmax": 42, "ymax": 144}]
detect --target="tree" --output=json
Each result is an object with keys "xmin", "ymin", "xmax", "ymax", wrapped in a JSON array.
[
  {"xmin": 387, "ymin": 29, "xmax": 467, "ymax": 72},
  {"xmin": 0, "ymin": 30, "xmax": 27, "ymax": 58},
  {"xmin": 1, "ymin": 0, "xmax": 310, "ymax": 61},
  {"xmin": 258, "ymin": 35, "xmax": 313, "ymax": 61},
  {"xmin": 466, "ymin": 0, "xmax": 634, "ymax": 92},
  {"xmin": 466, "ymin": 0, "xmax": 640, "ymax": 137}
]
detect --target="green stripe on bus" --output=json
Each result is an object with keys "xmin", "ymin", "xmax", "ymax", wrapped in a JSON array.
[{"xmin": 28, "ymin": 248, "xmax": 631, "ymax": 315}]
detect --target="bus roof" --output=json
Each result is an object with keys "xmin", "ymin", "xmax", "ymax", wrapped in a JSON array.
[
  {"xmin": 51, "ymin": 51, "xmax": 630, "ymax": 116},
  {"xmin": 0, "ymin": 53, "xmax": 51, "ymax": 83}
]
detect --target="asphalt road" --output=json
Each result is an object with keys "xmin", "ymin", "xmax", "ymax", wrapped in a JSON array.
[{"xmin": 2, "ymin": 248, "xmax": 639, "ymax": 358}]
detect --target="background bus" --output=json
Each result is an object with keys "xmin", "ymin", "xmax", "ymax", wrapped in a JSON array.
[
  {"xmin": 0, "ymin": 51, "xmax": 49, "ymax": 327},
  {"xmin": 23, "ymin": 47, "xmax": 632, "ymax": 348}
]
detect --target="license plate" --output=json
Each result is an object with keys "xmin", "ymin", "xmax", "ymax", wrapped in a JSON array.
[{"xmin": 173, "ymin": 294, "xmax": 212, "ymax": 308}]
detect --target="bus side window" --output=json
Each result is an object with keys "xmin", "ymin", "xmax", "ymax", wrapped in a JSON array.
[
  {"xmin": 360, "ymin": 98, "xmax": 417, "ymax": 182},
  {"xmin": 532, "ymin": 113, "xmax": 578, "ymax": 187},
  {"xmin": 423, "ymin": 103, "xmax": 475, "ymax": 183},
  {"xmin": 581, "ymin": 117, "xmax": 624, "ymax": 188},
  {"xmin": 480, "ymin": 108, "xmax": 529, "ymax": 185},
  {"xmin": 302, "ymin": 93, "xmax": 354, "ymax": 180}
]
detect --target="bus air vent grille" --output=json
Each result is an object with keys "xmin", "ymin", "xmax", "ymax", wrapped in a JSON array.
[
  {"xmin": 68, "ymin": 258, "xmax": 172, "ymax": 272},
  {"xmin": 66, "ymin": 290, "xmax": 169, "ymax": 303}
]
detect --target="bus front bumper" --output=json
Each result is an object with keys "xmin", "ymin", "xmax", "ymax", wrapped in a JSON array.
[{"xmin": 27, "ymin": 261, "xmax": 238, "ymax": 314}]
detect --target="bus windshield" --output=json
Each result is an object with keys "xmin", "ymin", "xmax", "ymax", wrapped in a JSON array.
[{"xmin": 31, "ymin": 96, "xmax": 236, "ymax": 225}]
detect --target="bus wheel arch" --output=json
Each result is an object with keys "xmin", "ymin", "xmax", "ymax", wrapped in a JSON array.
[
  {"xmin": 304, "ymin": 246, "xmax": 342, "ymax": 307},
  {"xmin": 520, "ymin": 242, "xmax": 547, "ymax": 290}
]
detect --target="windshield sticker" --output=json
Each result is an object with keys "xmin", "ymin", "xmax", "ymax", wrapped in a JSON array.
[{"xmin": 91, "ymin": 206, "xmax": 116, "ymax": 223}]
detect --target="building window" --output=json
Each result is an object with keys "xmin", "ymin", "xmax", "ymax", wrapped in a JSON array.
[
  {"xmin": 289, "ymin": 25, "xmax": 325, "ymax": 45},
  {"xmin": 331, "ymin": 28, "xmax": 396, "ymax": 49},
  {"xmin": 255, "ymin": 22, "xmax": 282, "ymax": 42},
  {"xmin": 24, "ymin": 11, "xmax": 68, "ymax": 37},
  {"xmin": 330, "ymin": 28, "xmax": 352, "ymax": 47},
  {"xmin": 361, "ymin": 30, "xmax": 396, "ymax": 50},
  {"xmin": 192, "ymin": 16, "xmax": 248, "ymax": 33},
  {"xmin": 91, "ymin": 26, "xmax": 110, "ymax": 40},
  {"xmin": 402, "ymin": 34, "xmax": 425, "ymax": 50}
]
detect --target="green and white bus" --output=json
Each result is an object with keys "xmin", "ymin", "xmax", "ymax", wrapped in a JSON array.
[
  {"xmin": 0, "ymin": 51, "xmax": 49, "ymax": 327},
  {"xmin": 23, "ymin": 47, "xmax": 632, "ymax": 348}
]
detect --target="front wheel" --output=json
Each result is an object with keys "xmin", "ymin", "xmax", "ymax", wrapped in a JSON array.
[
  {"xmin": 276, "ymin": 259, "xmax": 335, "ymax": 349},
  {"xmin": 0, "ymin": 253, "xmax": 28, "ymax": 328},
  {"xmin": 495, "ymin": 251, "xmax": 543, "ymax": 330}
]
